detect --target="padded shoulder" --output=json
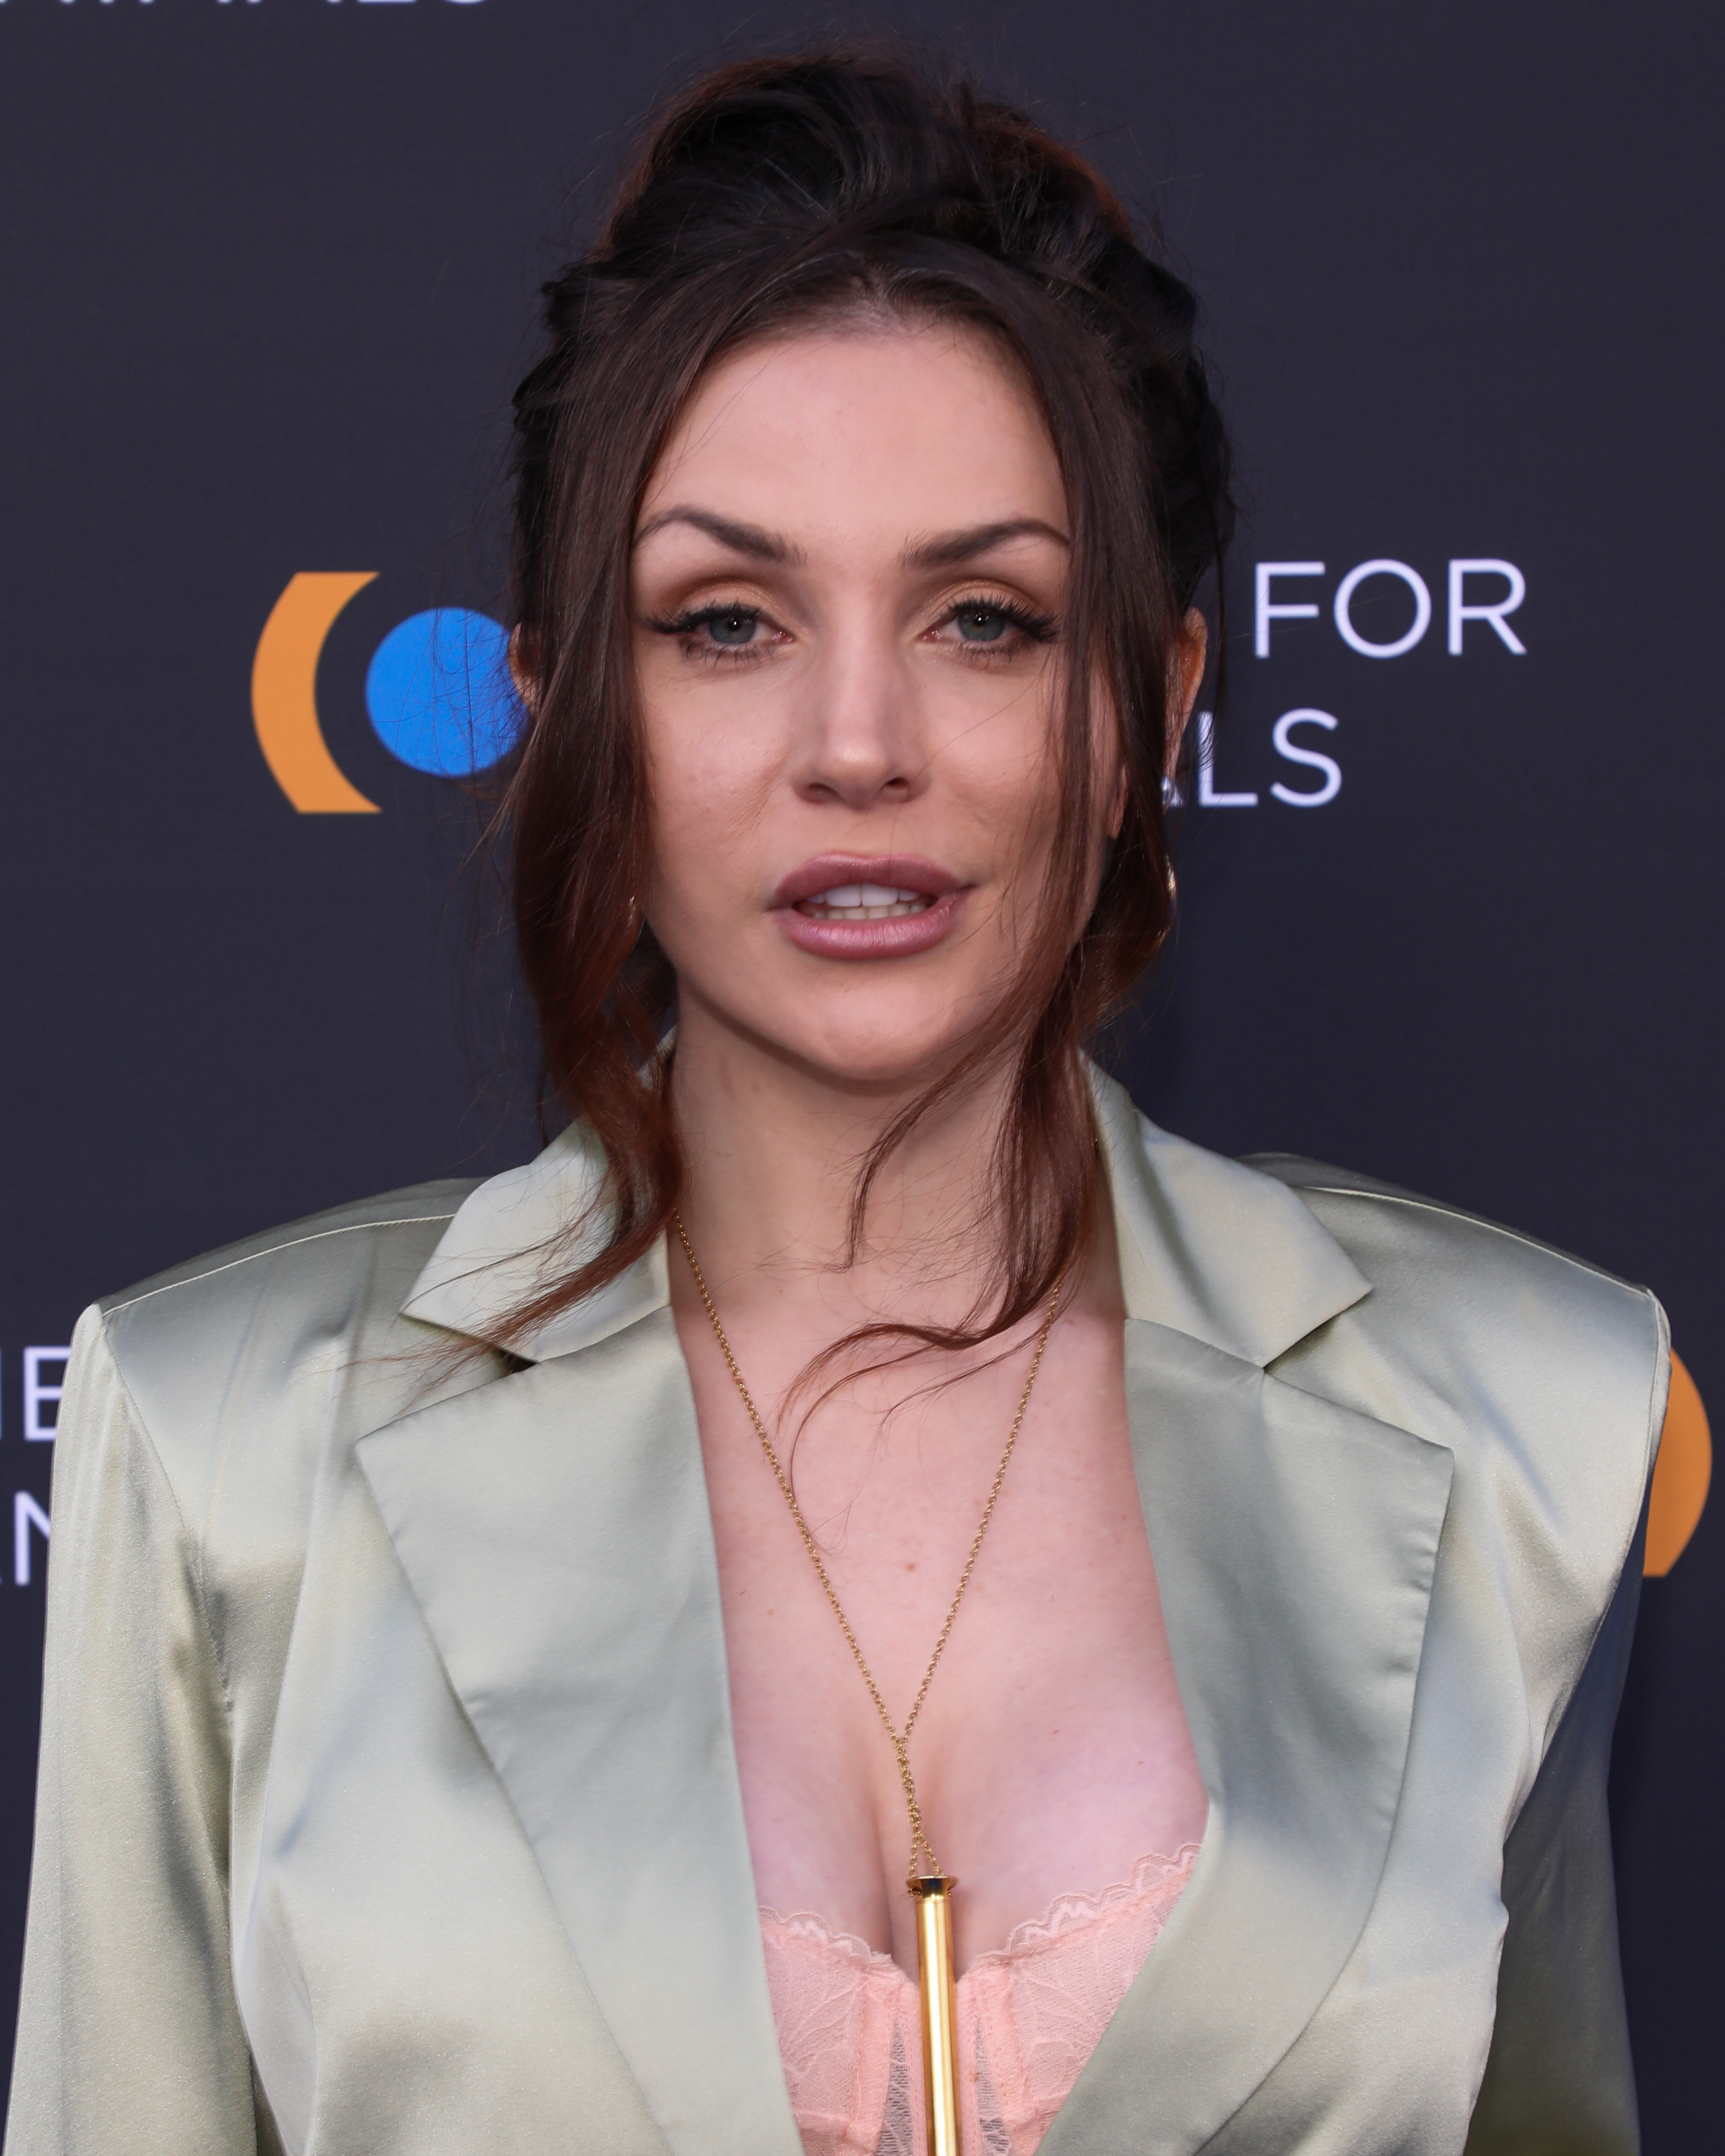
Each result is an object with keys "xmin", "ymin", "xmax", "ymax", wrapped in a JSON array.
[
  {"xmin": 1244, "ymin": 1152, "xmax": 1646, "ymax": 1297},
  {"xmin": 1244, "ymin": 1152, "xmax": 1664, "ymax": 1395},
  {"xmin": 100, "ymin": 1180, "xmax": 479, "ymax": 1323},
  {"xmin": 91, "ymin": 1181, "xmax": 484, "ymax": 1528}
]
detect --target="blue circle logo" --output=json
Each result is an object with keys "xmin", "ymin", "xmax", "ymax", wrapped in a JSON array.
[{"xmin": 364, "ymin": 607, "xmax": 526, "ymax": 777}]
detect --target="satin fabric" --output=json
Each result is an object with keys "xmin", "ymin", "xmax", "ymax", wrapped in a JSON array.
[{"xmin": 5, "ymin": 1068, "xmax": 1667, "ymax": 2155}]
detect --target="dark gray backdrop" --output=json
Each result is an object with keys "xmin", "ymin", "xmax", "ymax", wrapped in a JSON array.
[{"xmin": 1, "ymin": 1, "xmax": 1718, "ymax": 2144}]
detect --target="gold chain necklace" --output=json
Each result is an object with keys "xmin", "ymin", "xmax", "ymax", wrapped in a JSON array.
[{"xmin": 673, "ymin": 1212, "xmax": 1060, "ymax": 2156}]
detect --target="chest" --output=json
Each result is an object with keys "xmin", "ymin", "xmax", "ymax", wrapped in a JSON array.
[
  {"xmin": 680, "ymin": 1312, "xmax": 1210, "ymax": 1972},
  {"xmin": 237, "ymin": 1302, "xmax": 1493, "ymax": 2154}
]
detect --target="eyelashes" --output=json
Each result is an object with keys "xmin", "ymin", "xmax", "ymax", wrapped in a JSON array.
[
  {"xmin": 942, "ymin": 595, "xmax": 1059, "ymax": 649},
  {"xmin": 643, "ymin": 592, "xmax": 1060, "ymax": 666},
  {"xmin": 642, "ymin": 603, "xmax": 776, "ymax": 662}
]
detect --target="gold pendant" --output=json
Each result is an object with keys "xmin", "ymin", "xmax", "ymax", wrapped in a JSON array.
[{"xmin": 910, "ymin": 1875, "xmax": 962, "ymax": 2156}]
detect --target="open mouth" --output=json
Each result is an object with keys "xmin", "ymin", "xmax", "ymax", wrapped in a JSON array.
[
  {"xmin": 770, "ymin": 854, "xmax": 965, "ymax": 957},
  {"xmin": 796, "ymin": 883, "xmax": 935, "ymax": 921}
]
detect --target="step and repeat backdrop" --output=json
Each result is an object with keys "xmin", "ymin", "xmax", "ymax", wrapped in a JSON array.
[{"xmin": 1, "ymin": 0, "xmax": 1719, "ymax": 2141}]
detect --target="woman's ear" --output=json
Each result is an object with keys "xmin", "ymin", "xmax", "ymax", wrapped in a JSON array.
[
  {"xmin": 508, "ymin": 623, "xmax": 541, "ymax": 714},
  {"xmin": 1164, "ymin": 609, "xmax": 1209, "ymax": 783}
]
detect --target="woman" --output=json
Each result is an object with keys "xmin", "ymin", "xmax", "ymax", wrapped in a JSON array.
[{"xmin": 8, "ymin": 50, "xmax": 1665, "ymax": 2156}]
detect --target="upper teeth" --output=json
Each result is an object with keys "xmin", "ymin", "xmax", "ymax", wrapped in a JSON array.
[{"xmin": 802, "ymin": 883, "xmax": 932, "ymax": 918}]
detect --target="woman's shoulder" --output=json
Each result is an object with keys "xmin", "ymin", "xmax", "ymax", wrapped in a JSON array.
[
  {"xmin": 1245, "ymin": 1148, "xmax": 1666, "ymax": 1410},
  {"xmin": 74, "ymin": 1178, "xmax": 486, "ymax": 1518},
  {"xmin": 97, "ymin": 1177, "xmax": 481, "ymax": 1357},
  {"xmin": 1100, "ymin": 1075, "xmax": 1664, "ymax": 1435}
]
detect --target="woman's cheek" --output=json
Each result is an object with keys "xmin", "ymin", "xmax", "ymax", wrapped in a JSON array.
[
  {"xmin": 647, "ymin": 763, "xmax": 770, "ymax": 952},
  {"xmin": 950, "ymin": 722, "xmax": 1061, "ymax": 878}
]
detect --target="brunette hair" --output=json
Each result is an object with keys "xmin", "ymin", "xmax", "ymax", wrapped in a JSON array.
[{"xmin": 501, "ymin": 46, "xmax": 1233, "ymax": 1354}]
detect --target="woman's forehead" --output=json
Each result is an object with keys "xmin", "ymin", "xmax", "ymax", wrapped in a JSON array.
[{"xmin": 636, "ymin": 324, "xmax": 1066, "ymax": 561}]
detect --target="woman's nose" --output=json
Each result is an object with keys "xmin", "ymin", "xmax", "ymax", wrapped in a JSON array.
[{"xmin": 789, "ymin": 632, "xmax": 929, "ymax": 810}]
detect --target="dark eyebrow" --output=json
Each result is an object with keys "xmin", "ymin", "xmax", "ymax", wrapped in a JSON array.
[
  {"xmin": 901, "ymin": 518, "xmax": 1071, "ymax": 570},
  {"xmin": 632, "ymin": 506, "xmax": 803, "ymax": 563}
]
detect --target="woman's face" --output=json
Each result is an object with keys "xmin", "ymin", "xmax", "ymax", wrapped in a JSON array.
[{"xmin": 631, "ymin": 321, "xmax": 1100, "ymax": 1094}]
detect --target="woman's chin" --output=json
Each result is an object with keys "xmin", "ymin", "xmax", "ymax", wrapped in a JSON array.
[
  {"xmin": 673, "ymin": 951, "xmax": 1008, "ymax": 1094},
  {"xmin": 764, "ymin": 1008, "xmax": 994, "ymax": 1095}
]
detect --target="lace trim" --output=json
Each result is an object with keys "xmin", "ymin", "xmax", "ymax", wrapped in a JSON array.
[
  {"xmin": 974, "ymin": 1843, "xmax": 1202, "ymax": 1966},
  {"xmin": 758, "ymin": 1906, "xmax": 903, "ymax": 1975},
  {"xmin": 760, "ymin": 1842, "xmax": 1201, "ymax": 1977}
]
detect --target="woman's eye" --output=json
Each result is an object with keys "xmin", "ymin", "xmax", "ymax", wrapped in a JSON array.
[
  {"xmin": 934, "ymin": 597, "xmax": 1055, "ymax": 654},
  {"xmin": 644, "ymin": 603, "xmax": 778, "ymax": 661},
  {"xmin": 954, "ymin": 605, "xmax": 1011, "ymax": 644}
]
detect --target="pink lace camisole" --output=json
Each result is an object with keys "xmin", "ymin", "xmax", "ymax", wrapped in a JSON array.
[{"xmin": 761, "ymin": 1843, "xmax": 1198, "ymax": 2156}]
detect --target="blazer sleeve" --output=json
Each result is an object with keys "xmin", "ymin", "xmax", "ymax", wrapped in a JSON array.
[
  {"xmin": 1463, "ymin": 1502, "xmax": 1648, "ymax": 2156},
  {"xmin": 4, "ymin": 1305, "xmax": 271, "ymax": 2156}
]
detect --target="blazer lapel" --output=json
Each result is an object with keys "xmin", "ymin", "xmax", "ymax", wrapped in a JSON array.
[
  {"xmin": 1043, "ymin": 1319, "xmax": 1455, "ymax": 2154},
  {"xmin": 381, "ymin": 1064, "xmax": 1452, "ymax": 2155},
  {"xmin": 355, "ymin": 1309, "xmax": 802, "ymax": 2156}
]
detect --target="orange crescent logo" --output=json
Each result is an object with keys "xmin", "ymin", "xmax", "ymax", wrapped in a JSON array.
[
  {"xmin": 252, "ymin": 572, "xmax": 381, "ymax": 813},
  {"xmin": 1647, "ymin": 1351, "xmax": 1710, "ymax": 1575}
]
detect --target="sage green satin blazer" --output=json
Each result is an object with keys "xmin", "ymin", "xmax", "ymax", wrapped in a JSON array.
[{"xmin": 6, "ymin": 1071, "xmax": 1666, "ymax": 2156}]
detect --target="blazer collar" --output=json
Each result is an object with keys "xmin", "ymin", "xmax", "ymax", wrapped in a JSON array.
[
  {"xmin": 400, "ymin": 1118, "xmax": 671, "ymax": 1361},
  {"xmin": 400, "ymin": 1062, "xmax": 1369, "ymax": 1368}
]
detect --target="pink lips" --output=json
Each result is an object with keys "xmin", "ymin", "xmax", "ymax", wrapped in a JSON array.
[{"xmin": 770, "ymin": 853, "xmax": 969, "ymax": 959}]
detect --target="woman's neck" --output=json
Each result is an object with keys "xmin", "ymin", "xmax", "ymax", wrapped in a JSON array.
[{"xmin": 667, "ymin": 998, "xmax": 1016, "ymax": 1331}]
